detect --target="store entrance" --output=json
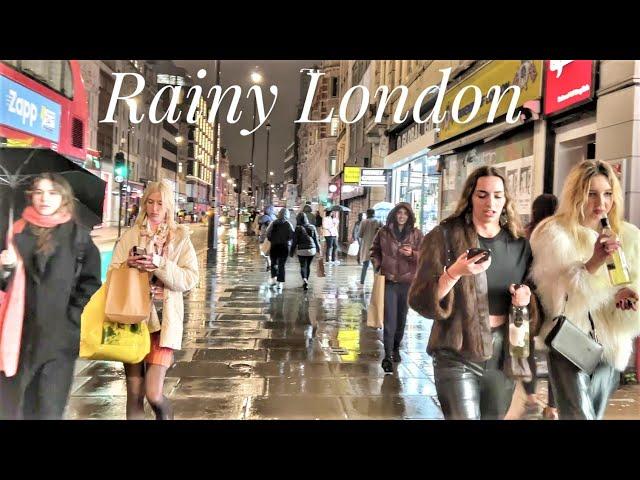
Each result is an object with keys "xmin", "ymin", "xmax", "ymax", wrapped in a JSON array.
[{"xmin": 553, "ymin": 123, "xmax": 596, "ymax": 196}]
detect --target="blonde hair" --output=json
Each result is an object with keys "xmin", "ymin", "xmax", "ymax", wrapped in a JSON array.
[
  {"xmin": 447, "ymin": 165, "xmax": 523, "ymax": 238},
  {"xmin": 135, "ymin": 179, "xmax": 177, "ymax": 230},
  {"xmin": 538, "ymin": 160, "xmax": 624, "ymax": 249}
]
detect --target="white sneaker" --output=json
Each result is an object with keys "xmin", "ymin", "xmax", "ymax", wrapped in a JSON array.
[
  {"xmin": 277, "ymin": 282, "xmax": 285, "ymax": 291},
  {"xmin": 269, "ymin": 277, "xmax": 276, "ymax": 286},
  {"xmin": 334, "ymin": 260, "xmax": 341, "ymax": 265}
]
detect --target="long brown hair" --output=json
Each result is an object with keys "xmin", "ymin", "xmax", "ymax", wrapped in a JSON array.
[
  {"xmin": 27, "ymin": 173, "xmax": 76, "ymax": 254},
  {"xmin": 446, "ymin": 165, "xmax": 523, "ymax": 238}
]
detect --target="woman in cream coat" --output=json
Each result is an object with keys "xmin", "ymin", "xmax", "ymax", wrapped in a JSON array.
[
  {"xmin": 109, "ymin": 180, "xmax": 199, "ymax": 420},
  {"xmin": 530, "ymin": 160, "xmax": 640, "ymax": 420}
]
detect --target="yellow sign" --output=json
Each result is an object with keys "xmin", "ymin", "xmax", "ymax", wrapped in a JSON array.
[
  {"xmin": 438, "ymin": 60, "xmax": 543, "ymax": 142},
  {"xmin": 343, "ymin": 166, "xmax": 361, "ymax": 184}
]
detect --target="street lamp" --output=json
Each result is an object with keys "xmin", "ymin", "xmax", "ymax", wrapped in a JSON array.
[
  {"xmin": 264, "ymin": 122, "xmax": 271, "ymax": 205},
  {"xmin": 174, "ymin": 135, "xmax": 183, "ymax": 209},
  {"xmin": 123, "ymin": 97, "xmax": 138, "ymax": 230},
  {"xmin": 248, "ymin": 68, "xmax": 263, "ymax": 207}
]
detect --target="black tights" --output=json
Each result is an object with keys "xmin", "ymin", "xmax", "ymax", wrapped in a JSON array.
[{"xmin": 124, "ymin": 362, "xmax": 173, "ymax": 420}]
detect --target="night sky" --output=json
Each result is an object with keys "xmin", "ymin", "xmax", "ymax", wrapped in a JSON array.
[{"xmin": 174, "ymin": 60, "xmax": 319, "ymax": 184}]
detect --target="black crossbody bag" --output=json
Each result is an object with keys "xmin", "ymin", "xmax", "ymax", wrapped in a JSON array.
[{"xmin": 544, "ymin": 294, "xmax": 604, "ymax": 375}]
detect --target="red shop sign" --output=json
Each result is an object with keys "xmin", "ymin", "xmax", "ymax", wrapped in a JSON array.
[{"xmin": 544, "ymin": 60, "xmax": 595, "ymax": 115}]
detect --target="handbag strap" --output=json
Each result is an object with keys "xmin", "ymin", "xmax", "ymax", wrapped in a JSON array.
[
  {"xmin": 588, "ymin": 311, "xmax": 598, "ymax": 343},
  {"xmin": 564, "ymin": 293, "xmax": 599, "ymax": 343}
]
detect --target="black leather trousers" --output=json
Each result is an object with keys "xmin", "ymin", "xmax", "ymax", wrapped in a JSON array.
[
  {"xmin": 548, "ymin": 349, "xmax": 619, "ymax": 420},
  {"xmin": 433, "ymin": 328, "xmax": 515, "ymax": 420}
]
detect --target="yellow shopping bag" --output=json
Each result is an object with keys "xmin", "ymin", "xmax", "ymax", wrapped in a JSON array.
[{"xmin": 80, "ymin": 284, "xmax": 151, "ymax": 363}]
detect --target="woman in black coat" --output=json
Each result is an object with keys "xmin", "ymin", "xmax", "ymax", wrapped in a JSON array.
[
  {"xmin": 0, "ymin": 173, "xmax": 101, "ymax": 419},
  {"xmin": 266, "ymin": 208, "xmax": 294, "ymax": 291},
  {"xmin": 290, "ymin": 212, "xmax": 321, "ymax": 290}
]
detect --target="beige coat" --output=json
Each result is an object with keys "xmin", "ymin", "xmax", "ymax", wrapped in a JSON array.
[{"xmin": 109, "ymin": 224, "xmax": 199, "ymax": 350}]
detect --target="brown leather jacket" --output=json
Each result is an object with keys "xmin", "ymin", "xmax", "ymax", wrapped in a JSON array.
[
  {"xmin": 408, "ymin": 216, "xmax": 541, "ymax": 362},
  {"xmin": 370, "ymin": 225, "xmax": 423, "ymax": 284}
]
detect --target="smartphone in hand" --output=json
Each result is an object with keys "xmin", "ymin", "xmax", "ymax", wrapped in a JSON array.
[
  {"xmin": 132, "ymin": 246, "xmax": 147, "ymax": 257},
  {"xmin": 466, "ymin": 247, "xmax": 491, "ymax": 264}
]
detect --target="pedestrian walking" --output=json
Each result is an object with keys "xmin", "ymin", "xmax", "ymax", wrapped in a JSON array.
[
  {"xmin": 358, "ymin": 208, "xmax": 382, "ymax": 285},
  {"xmin": 322, "ymin": 210, "xmax": 340, "ymax": 264},
  {"xmin": 291, "ymin": 212, "xmax": 321, "ymax": 291},
  {"xmin": 108, "ymin": 179, "xmax": 199, "ymax": 420},
  {"xmin": 302, "ymin": 203, "xmax": 315, "ymax": 226},
  {"xmin": 521, "ymin": 193, "xmax": 559, "ymax": 420},
  {"xmin": 266, "ymin": 208, "xmax": 294, "ymax": 292},
  {"xmin": 370, "ymin": 202, "xmax": 423, "ymax": 374},
  {"xmin": 530, "ymin": 160, "xmax": 640, "ymax": 420},
  {"xmin": 408, "ymin": 166, "xmax": 542, "ymax": 419},
  {"xmin": 0, "ymin": 173, "xmax": 101, "ymax": 419},
  {"xmin": 352, "ymin": 213, "xmax": 364, "ymax": 265},
  {"xmin": 258, "ymin": 205, "xmax": 277, "ymax": 271}
]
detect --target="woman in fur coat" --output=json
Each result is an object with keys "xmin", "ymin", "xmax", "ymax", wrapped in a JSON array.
[
  {"xmin": 408, "ymin": 166, "xmax": 541, "ymax": 419},
  {"xmin": 530, "ymin": 160, "xmax": 640, "ymax": 419}
]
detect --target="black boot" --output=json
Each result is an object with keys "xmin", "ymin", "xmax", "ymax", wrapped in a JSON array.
[
  {"xmin": 381, "ymin": 357, "xmax": 393, "ymax": 374},
  {"xmin": 150, "ymin": 396, "xmax": 174, "ymax": 420},
  {"xmin": 391, "ymin": 349, "xmax": 402, "ymax": 363}
]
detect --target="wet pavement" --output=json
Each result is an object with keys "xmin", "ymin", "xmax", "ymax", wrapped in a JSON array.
[{"xmin": 66, "ymin": 228, "xmax": 640, "ymax": 420}]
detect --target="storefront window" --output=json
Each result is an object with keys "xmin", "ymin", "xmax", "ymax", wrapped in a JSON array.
[{"xmin": 393, "ymin": 156, "xmax": 440, "ymax": 233}]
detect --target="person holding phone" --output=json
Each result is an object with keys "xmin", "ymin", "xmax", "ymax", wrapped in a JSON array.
[
  {"xmin": 108, "ymin": 180, "xmax": 199, "ymax": 420},
  {"xmin": 408, "ymin": 166, "xmax": 541, "ymax": 419},
  {"xmin": 370, "ymin": 202, "xmax": 423, "ymax": 373}
]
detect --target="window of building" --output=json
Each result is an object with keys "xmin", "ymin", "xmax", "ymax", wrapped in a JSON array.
[
  {"xmin": 329, "ymin": 153, "xmax": 337, "ymax": 176},
  {"xmin": 331, "ymin": 77, "xmax": 338, "ymax": 97},
  {"xmin": 330, "ymin": 115, "xmax": 339, "ymax": 137}
]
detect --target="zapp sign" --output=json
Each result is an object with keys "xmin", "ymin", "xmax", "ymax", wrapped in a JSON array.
[
  {"xmin": 543, "ymin": 60, "xmax": 595, "ymax": 115},
  {"xmin": 0, "ymin": 75, "xmax": 61, "ymax": 142}
]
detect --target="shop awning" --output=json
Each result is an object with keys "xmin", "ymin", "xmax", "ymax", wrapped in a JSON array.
[{"xmin": 427, "ymin": 116, "xmax": 527, "ymax": 157}]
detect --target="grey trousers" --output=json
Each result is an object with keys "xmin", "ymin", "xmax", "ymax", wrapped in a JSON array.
[
  {"xmin": 433, "ymin": 328, "xmax": 515, "ymax": 420},
  {"xmin": 548, "ymin": 349, "xmax": 619, "ymax": 420}
]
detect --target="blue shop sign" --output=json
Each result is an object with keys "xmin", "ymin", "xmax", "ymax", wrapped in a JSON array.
[{"xmin": 0, "ymin": 75, "xmax": 61, "ymax": 142}]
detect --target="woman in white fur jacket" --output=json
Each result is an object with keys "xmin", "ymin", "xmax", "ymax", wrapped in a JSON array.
[{"xmin": 530, "ymin": 160, "xmax": 640, "ymax": 419}]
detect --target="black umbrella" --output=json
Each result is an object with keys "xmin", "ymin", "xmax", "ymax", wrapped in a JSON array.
[
  {"xmin": 0, "ymin": 147, "xmax": 106, "ymax": 236},
  {"xmin": 330, "ymin": 205, "xmax": 351, "ymax": 213}
]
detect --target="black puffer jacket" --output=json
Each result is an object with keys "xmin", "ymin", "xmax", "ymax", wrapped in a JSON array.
[{"xmin": 267, "ymin": 219, "xmax": 294, "ymax": 247}]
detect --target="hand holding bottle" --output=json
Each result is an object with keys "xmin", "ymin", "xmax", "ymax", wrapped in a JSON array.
[
  {"xmin": 586, "ymin": 231, "xmax": 620, "ymax": 273},
  {"xmin": 509, "ymin": 283, "xmax": 531, "ymax": 307}
]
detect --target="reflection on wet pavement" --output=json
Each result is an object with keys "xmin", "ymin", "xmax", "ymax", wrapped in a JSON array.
[{"xmin": 67, "ymin": 228, "xmax": 639, "ymax": 420}]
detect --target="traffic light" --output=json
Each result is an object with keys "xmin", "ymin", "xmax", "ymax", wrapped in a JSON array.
[{"xmin": 114, "ymin": 152, "xmax": 128, "ymax": 180}]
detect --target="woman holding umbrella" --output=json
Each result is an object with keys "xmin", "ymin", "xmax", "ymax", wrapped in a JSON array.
[{"xmin": 0, "ymin": 173, "xmax": 102, "ymax": 419}]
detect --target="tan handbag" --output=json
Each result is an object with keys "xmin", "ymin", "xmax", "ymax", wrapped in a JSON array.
[
  {"xmin": 104, "ymin": 266, "xmax": 152, "ymax": 324},
  {"xmin": 367, "ymin": 273, "xmax": 385, "ymax": 329}
]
